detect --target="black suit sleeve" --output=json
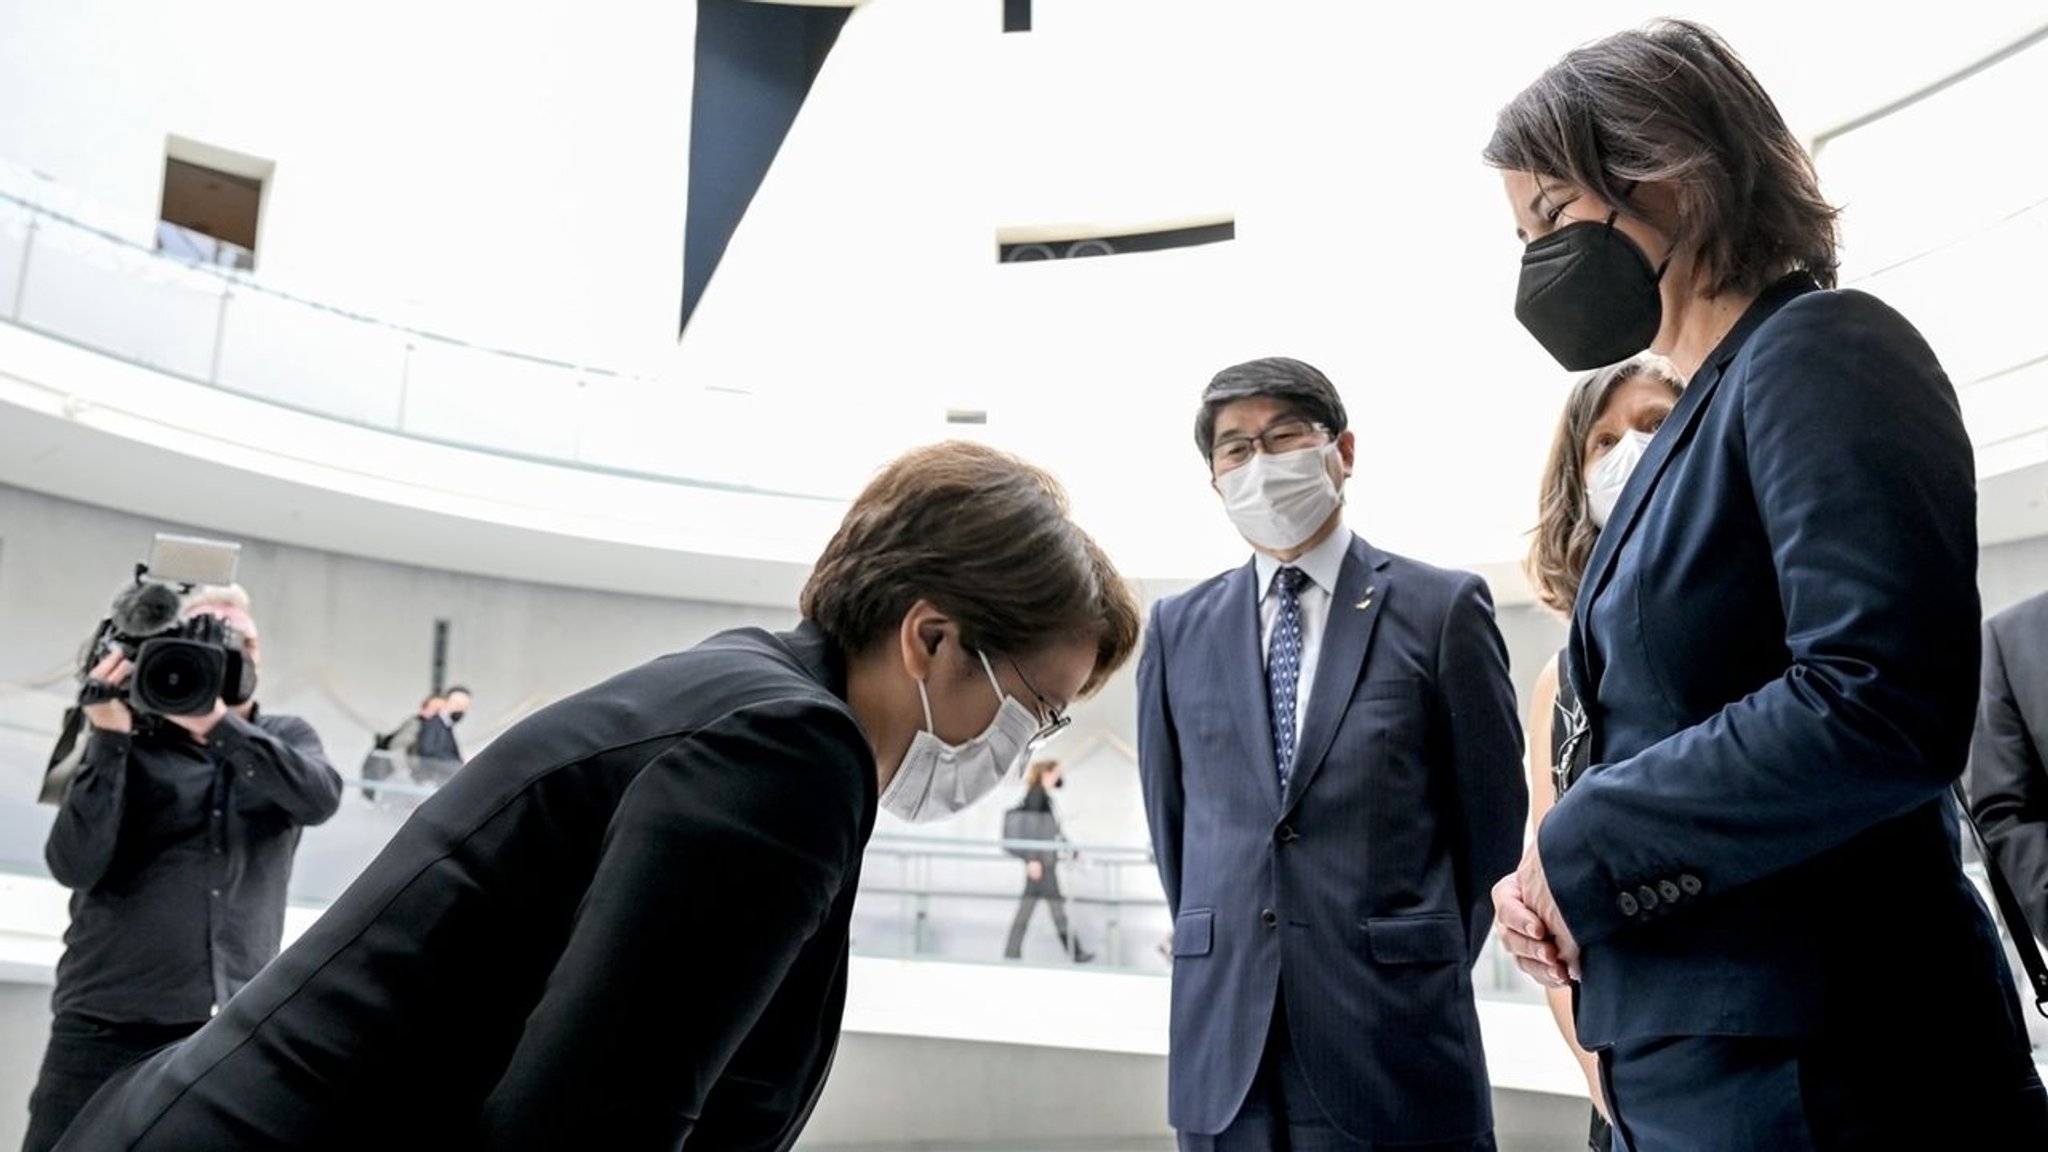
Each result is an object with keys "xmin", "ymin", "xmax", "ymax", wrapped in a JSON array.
[
  {"xmin": 477, "ymin": 697, "xmax": 869, "ymax": 1151},
  {"xmin": 1969, "ymin": 612, "xmax": 2048, "ymax": 942}
]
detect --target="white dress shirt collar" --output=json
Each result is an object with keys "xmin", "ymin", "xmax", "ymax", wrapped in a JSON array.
[{"xmin": 1253, "ymin": 525, "xmax": 1351, "ymax": 602}]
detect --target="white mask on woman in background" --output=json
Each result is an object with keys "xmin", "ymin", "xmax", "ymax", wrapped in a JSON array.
[{"xmin": 1586, "ymin": 428, "xmax": 1655, "ymax": 530}]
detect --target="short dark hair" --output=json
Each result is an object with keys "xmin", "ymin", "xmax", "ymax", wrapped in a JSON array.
[
  {"xmin": 1483, "ymin": 18, "xmax": 1838, "ymax": 298},
  {"xmin": 1525, "ymin": 353, "xmax": 1685, "ymax": 614},
  {"xmin": 443, "ymin": 685, "xmax": 471, "ymax": 698},
  {"xmin": 1194, "ymin": 356, "xmax": 1349, "ymax": 459},
  {"xmin": 801, "ymin": 441, "xmax": 1140, "ymax": 697}
]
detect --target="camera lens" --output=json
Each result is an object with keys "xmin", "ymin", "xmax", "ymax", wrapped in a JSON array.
[{"xmin": 131, "ymin": 638, "xmax": 226, "ymax": 716}]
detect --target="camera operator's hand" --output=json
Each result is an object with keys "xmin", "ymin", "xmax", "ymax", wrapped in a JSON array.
[
  {"xmin": 164, "ymin": 697, "xmax": 229, "ymax": 743},
  {"xmin": 81, "ymin": 650, "xmax": 135, "ymax": 735}
]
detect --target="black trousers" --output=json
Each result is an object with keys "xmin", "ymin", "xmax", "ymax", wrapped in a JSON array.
[
  {"xmin": 1003, "ymin": 863, "xmax": 1078, "ymax": 959},
  {"xmin": 23, "ymin": 1012, "xmax": 201, "ymax": 1152}
]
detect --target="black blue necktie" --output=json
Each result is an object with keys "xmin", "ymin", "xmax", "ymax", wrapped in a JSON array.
[{"xmin": 1267, "ymin": 565, "xmax": 1310, "ymax": 791}]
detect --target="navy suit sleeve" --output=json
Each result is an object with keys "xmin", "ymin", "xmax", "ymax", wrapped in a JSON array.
[
  {"xmin": 477, "ymin": 698, "xmax": 868, "ymax": 1150},
  {"xmin": 1542, "ymin": 298, "xmax": 1981, "ymax": 946},
  {"xmin": 1136, "ymin": 600, "xmax": 1186, "ymax": 916},
  {"xmin": 1969, "ymin": 611, "xmax": 2048, "ymax": 942},
  {"xmin": 1434, "ymin": 575, "xmax": 1528, "ymax": 960}
]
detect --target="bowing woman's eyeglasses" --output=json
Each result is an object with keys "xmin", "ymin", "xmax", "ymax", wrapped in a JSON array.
[{"xmin": 1003, "ymin": 655, "xmax": 1072, "ymax": 748}]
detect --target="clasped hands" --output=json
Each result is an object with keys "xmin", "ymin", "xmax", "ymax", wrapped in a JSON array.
[{"xmin": 1492, "ymin": 841, "xmax": 1581, "ymax": 988}]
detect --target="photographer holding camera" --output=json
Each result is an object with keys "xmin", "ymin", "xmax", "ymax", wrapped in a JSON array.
[{"xmin": 24, "ymin": 582, "xmax": 343, "ymax": 1152}]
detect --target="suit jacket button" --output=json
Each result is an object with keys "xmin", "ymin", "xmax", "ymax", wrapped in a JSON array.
[
  {"xmin": 1658, "ymin": 879, "xmax": 1681, "ymax": 903},
  {"xmin": 1636, "ymin": 885, "xmax": 1659, "ymax": 910},
  {"xmin": 1276, "ymin": 824, "xmax": 1298, "ymax": 843},
  {"xmin": 1617, "ymin": 892, "xmax": 1640, "ymax": 916},
  {"xmin": 1260, "ymin": 908, "xmax": 1278, "ymax": 928},
  {"xmin": 1678, "ymin": 873, "xmax": 1703, "ymax": 896}
]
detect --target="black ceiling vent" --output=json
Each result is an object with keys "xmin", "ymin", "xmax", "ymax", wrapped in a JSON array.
[{"xmin": 997, "ymin": 217, "xmax": 1234, "ymax": 263}]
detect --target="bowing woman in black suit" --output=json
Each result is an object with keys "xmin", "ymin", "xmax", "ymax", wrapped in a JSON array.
[{"xmin": 52, "ymin": 440, "xmax": 1141, "ymax": 1152}]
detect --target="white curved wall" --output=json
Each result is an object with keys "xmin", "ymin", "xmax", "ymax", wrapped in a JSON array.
[{"xmin": 11, "ymin": 2, "xmax": 2045, "ymax": 596}]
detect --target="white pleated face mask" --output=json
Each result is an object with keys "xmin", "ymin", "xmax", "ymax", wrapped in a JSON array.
[
  {"xmin": 880, "ymin": 651, "xmax": 1039, "ymax": 824},
  {"xmin": 1216, "ymin": 443, "xmax": 1342, "ymax": 552},
  {"xmin": 1585, "ymin": 428, "xmax": 1656, "ymax": 530}
]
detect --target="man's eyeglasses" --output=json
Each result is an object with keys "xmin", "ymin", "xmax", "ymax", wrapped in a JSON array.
[
  {"xmin": 1004, "ymin": 656, "xmax": 1072, "ymax": 747},
  {"xmin": 1209, "ymin": 418, "xmax": 1329, "ymax": 473}
]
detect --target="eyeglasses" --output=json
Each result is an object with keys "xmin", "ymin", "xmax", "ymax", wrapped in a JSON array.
[
  {"xmin": 1209, "ymin": 418, "xmax": 1328, "ymax": 473},
  {"xmin": 1003, "ymin": 655, "xmax": 1072, "ymax": 748}
]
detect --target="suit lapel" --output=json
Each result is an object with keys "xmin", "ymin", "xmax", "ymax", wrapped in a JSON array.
[
  {"xmin": 1569, "ymin": 274, "xmax": 1819, "ymax": 692},
  {"xmin": 1285, "ymin": 535, "xmax": 1388, "ymax": 809},
  {"xmin": 1222, "ymin": 559, "xmax": 1283, "ymax": 814}
]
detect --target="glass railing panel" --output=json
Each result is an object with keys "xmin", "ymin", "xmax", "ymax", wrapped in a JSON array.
[
  {"xmin": 398, "ymin": 338, "xmax": 589, "ymax": 461},
  {"xmin": 212, "ymin": 286, "xmax": 410, "ymax": 427},
  {"xmin": 15, "ymin": 219, "xmax": 223, "ymax": 381}
]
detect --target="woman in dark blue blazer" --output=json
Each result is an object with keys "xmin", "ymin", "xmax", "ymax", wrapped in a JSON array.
[
  {"xmin": 50, "ymin": 441, "xmax": 1141, "ymax": 1152},
  {"xmin": 1484, "ymin": 18, "xmax": 2048, "ymax": 1150}
]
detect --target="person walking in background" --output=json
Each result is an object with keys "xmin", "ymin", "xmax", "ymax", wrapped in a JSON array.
[
  {"xmin": 27, "ymin": 583, "xmax": 342, "ymax": 1152},
  {"xmin": 1485, "ymin": 19, "xmax": 2048, "ymax": 1147},
  {"xmin": 1137, "ymin": 355, "xmax": 1526, "ymax": 1150},
  {"xmin": 362, "ymin": 693, "xmax": 440, "ymax": 804},
  {"xmin": 50, "ymin": 441, "xmax": 1141, "ymax": 1152},
  {"xmin": 411, "ymin": 684, "xmax": 469, "ymax": 788},
  {"xmin": 1002, "ymin": 758, "xmax": 1094, "ymax": 964},
  {"xmin": 1519, "ymin": 352, "xmax": 1683, "ymax": 1152}
]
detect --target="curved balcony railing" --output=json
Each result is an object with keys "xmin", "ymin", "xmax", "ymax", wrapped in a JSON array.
[{"xmin": 0, "ymin": 167, "xmax": 872, "ymax": 504}]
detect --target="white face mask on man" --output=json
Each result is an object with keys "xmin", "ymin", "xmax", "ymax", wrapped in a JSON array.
[
  {"xmin": 1217, "ymin": 443, "xmax": 1343, "ymax": 552},
  {"xmin": 1585, "ymin": 428, "xmax": 1656, "ymax": 530},
  {"xmin": 880, "ymin": 650, "xmax": 1039, "ymax": 823}
]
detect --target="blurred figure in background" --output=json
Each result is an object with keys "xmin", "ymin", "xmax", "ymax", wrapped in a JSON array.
[
  {"xmin": 1002, "ymin": 757, "xmax": 1094, "ymax": 964},
  {"xmin": 26, "ymin": 583, "xmax": 341, "ymax": 1152},
  {"xmin": 1520, "ymin": 352, "xmax": 1684, "ymax": 1152},
  {"xmin": 362, "ymin": 693, "xmax": 440, "ymax": 804},
  {"xmin": 411, "ymin": 685, "xmax": 470, "ymax": 788}
]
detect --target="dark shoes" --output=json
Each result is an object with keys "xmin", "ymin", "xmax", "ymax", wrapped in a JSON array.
[{"xmin": 1071, "ymin": 946, "xmax": 1096, "ymax": 964}]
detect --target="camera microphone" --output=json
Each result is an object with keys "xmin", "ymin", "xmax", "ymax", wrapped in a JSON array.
[{"xmin": 110, "ymin": 581, "xmax": 183, "ymax": 639}]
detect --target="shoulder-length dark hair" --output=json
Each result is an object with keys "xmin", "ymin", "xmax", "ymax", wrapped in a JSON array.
[
  {"xmin": 1525, "ymin": 354, "xmax": 1685, "ymax": 615},
  {"xmin": 801, "ymin": 441, "xmax": 1140, "ymax": 696},
  {"xmin": 1483, "ymin": 18, "xmax": 1839, "ymax": 298}
]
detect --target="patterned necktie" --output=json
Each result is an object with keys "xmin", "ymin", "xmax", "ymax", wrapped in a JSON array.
[{"xmin": 1267, "ymin": 565, "xmax": 1310, "ymax": 791}]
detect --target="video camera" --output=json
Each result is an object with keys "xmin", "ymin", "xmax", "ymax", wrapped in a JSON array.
[
  {"xmin": 42, "ymin": 533, "xmax": 253, "ymax": 805},
  {"xmin": 79, "ymin": 533, "xmax": 254, "ymax": 718}
]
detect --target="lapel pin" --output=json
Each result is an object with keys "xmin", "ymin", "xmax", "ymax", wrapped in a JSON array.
[{"xmin": 1355, "ymin": 585, "xmax": 1376, "ymax": 611}]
